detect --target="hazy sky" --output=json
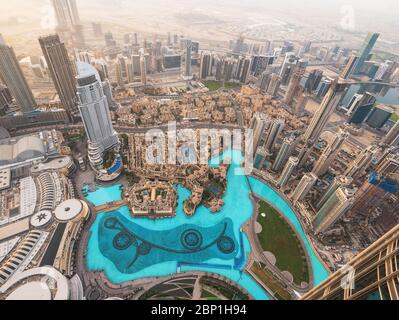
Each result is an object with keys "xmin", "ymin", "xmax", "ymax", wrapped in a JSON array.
[
  {"xmin": 0, "ymin": 0, "xmax": 398, "ymax": 21},
  {"xmin": 0, "ymin": 0, "xmax": 398, "ymax": 38}
]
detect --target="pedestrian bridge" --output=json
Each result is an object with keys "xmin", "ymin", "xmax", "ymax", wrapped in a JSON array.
[{"xmin": 93, "ymin": 200, "xmax": 129, "ymax": 213}]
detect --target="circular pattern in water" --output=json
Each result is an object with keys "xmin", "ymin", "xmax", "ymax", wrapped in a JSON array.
[
  {"xmin": 181, "ymin": 229, "xmax": 203, "ymax": 251},
  {"xmin": 104, "ymin": 217, "xmax": 118, "ymax": 229},
  {"xmin": 113, "ymin": 232, "xmax": 134, "ymax": 250},
  {"xmin": 217, "ymin": 236, "xmax": 235, "ymax": 254},
  {"xmin": 137, "ymin": 242, "xmax": 152, "ymax": 256}
]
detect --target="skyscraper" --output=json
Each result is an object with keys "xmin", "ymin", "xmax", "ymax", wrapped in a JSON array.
[
  {"xmin": 305, "ymin": 69, "xmax": 323, "ymax": 93},
  {"xmin": 316, "ymin": 175, "xmax": 353, "ymax": 210},
  {"xmin": 279, "ymin": 52, "xmax": 299, "ymax": 85},
  {"xmin": 239, "ymin": 58, "xmax": 251, "ymax": 84},
  {"xmin": 313, "ymin": 186, "xmax": 355, "ymax": 234},
  {"xmin": 294, "ymin": 90, "xmax": 309, "ymax": 115},
  {"xmin": 263, "ymin": 119, "xmax": 285, "ymax": 152},
  {"xmin": 140, "ymin": 49, "xmax": 147, "ymax": 85},
  {"xmin": 182, "ymin": 39, "xmax": 192, "ymax": 79},
  {"xmin": 341, "ymin": 54, "xmax": 359, "ymax": 79},
  {"xmin": 0, "ymin": 84, "xmax": 13, "ymax": 116},
  {"xmin": 312, "ymin": 129, "xmax": 348, "ymax": 177},
  {"xmin": 272, "ymin": 136, "xmax": 297, "ymax": 172},
  {"xmin": 353, "ymin": 33, "xmax": 380, "ymax": 75},
  {"xmin": 303, "ymin": 79, "xmax": 347, "ymax": 144},
  {"xmin": 254, "ymin": 146, "xmax": 269, "ymax": 171},
  {"xmin": 199, "ymin": 53, "xmax": 211, "ymax": 80},
  {"xmin": 345, "ymin": 145, "xmax": 377, "ymax": 179},
  {"xmin": 301, "ymin": 223, "xmax": 399, "ymax": 300},
  {"xmin": 39, "ymin": 34, "xmax": 78, "ymax": 117},
  {"xmin": 52, "ymin": 0, "xmax": 80, "ymax": 26},
  {"xmin": 52, "ymin": 0, "xmax": 85, "ymax": 47},
  {"xmin": 346, "ymin": 92, "xmax": 376, "ymax": 124},
  {"xmin": 277, "ymin": 156, "xmax": 298, "ymax": 188},
  {"xmin": 0, "ymin": 35, "xmax": 37, "ymax": 112},
  {"xmin": 249, "ymin": 113, "xmax": 269, "ymax": 152},
  {"xmin": 259, "ymin": 71, "xmax": 272, "ymax": 93},
  {"xmin": 295, "ymin": 142, "xmax": 311, "ymax": 168},
  {"xmin": 291, "ymin": 172, "xmax": 318, "ymax": 203},
  {"xmin": 76, "ymin": 62, "xmax": 119, "ymax": 168},
  {"xmin": 266, "ymin": 73, "xmax": 282, "ymax": 97},
  {"xmin": 284, "ymin": 68, "xmax": 304, "ymax": 106},
  {"xmin": 306, "ymin": 59, "xmax": 356, "ymax": 143}
]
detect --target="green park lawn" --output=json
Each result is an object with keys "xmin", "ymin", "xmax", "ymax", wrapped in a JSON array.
[
  {"xmin": 390, "ymin": 113, "xmax": 398, "ymax": 123},
  {"xmin": 257, "ymin": 200, "xmax": 309, "ymax": 285}
]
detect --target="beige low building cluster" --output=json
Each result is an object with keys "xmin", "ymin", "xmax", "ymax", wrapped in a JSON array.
[
  {"xmin": 128, "ymin": 179, "xmax": 177, "ymax": 219},
  {"xmin": 126, "ymin": 131, "xmax": 229, "ymax": 217},
  {"xmin": 116, "ymin": 91, "xmax": 239, "ymax": 127},
  {"xmin": 236, "ymin": 86, "xmax": 309, "ymax": 131}
]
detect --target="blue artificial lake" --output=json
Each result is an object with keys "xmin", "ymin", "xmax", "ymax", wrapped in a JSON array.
[{"xmin": 86, "ymin": 149, "xmax": 329, "ymax": 300}]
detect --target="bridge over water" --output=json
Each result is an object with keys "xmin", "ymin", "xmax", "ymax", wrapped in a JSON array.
[{"xmin": 93, "ymin": 200, "xmax": 130, "ymax": 213}]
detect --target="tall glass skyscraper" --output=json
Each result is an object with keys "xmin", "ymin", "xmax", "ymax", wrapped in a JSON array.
[
  {"xmin": 353, "ymin": 33, "xmax": 380, "ymax": 75},
  {"xmin": 0, "ymin": 34, "xmax": 37, "ymax": 112},
  {"xmin": 39, "ymin": 34, "xmax": 78, "ymax": 118}
]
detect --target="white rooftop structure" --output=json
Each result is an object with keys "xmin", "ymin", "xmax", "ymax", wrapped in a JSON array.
[
  {"xmin": 54, "ymin": 199, "xmax": 84, "ymax": 222},
  {"xmin": 0, "ymin": 230, "xmax": 49, "ymax": 286},
  {"xmin": 0, "ymin": 219, "xmax": 30, "ymax": 241},
  {"xmin": 6, "ymin": 281, "xmax": 52, "ymax": 300},
  {"xmin": 17, "ymin": 177, "xmax": 37, "ymax": 223},
  {"xmin": 1, "ymin": 266, "xmax": 71, "ymax": 300},
  {"xmin": 0, "ymin": 136, "xmax": 46, "ymax": 168},
  {"xmin": 0, "ymin": 237, "xmax": 20, "ymax": 263},
  {"xmin": 76, "ymin": 60, "xmax": 102, "ymax": 83},
  {"xmin": 31, "ymin": 156, "xmax": 73, "ymax": 173},
  {"xmin": 30, "ymin": 210, "xmax": 52, "ymax": 228}
]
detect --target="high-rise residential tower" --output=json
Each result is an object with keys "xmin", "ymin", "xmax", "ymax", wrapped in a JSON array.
[
  {"xmin": 312, "ymin": 129, "xmax": 349, "ymax": 177},
  {"xmin": 39, "ymin": 34, "xmax": 78, "ymax": 117},
  {"xmin": 272, "ymin": 136, "xmax": 297, "ymax": 172},
  {"xmin": 277, "ymin": 156, "xmax": 298, "ymax": 188},
  {"xmin": 291, "ymin": 172, "xmax": 318, "ymax": 203},
  {"xmin": 263, "ymin": 119, "xmax": 285, "ymax": 152},
  {"xmin": 0, "ymin": 35, "xmax": 37, "ymax": 112},
  {"xmin": 345, "ymin": 145, "xmax": 377, "ymax": 179},
  {"xmin": 313, "ymin": 186, "xmax": 355, "ymax": 234},
  {"xmin": 199, "ymin": 53, "xmax": 212, "ymax": 80},
  {"xmin": 249, "ymin": 113, "xmax": 269, "ymax": 152},
  {"xmin": 284, "ymin": 68, "xmax": 304, "ymax": 106},
  {"xmin": 76, "ymin": 62, "xmax": 119, "ymax": 168},
  {"xmin": 316, "ymin": 175, "xmax": 353, "ymax": 210},
  {"xmin": 266, "ymin": 73, "xmax": 282, "ymax": 97},
  {"xmin": 303, "ymin": 79, "xmax": 347, "ymax": 144}
]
